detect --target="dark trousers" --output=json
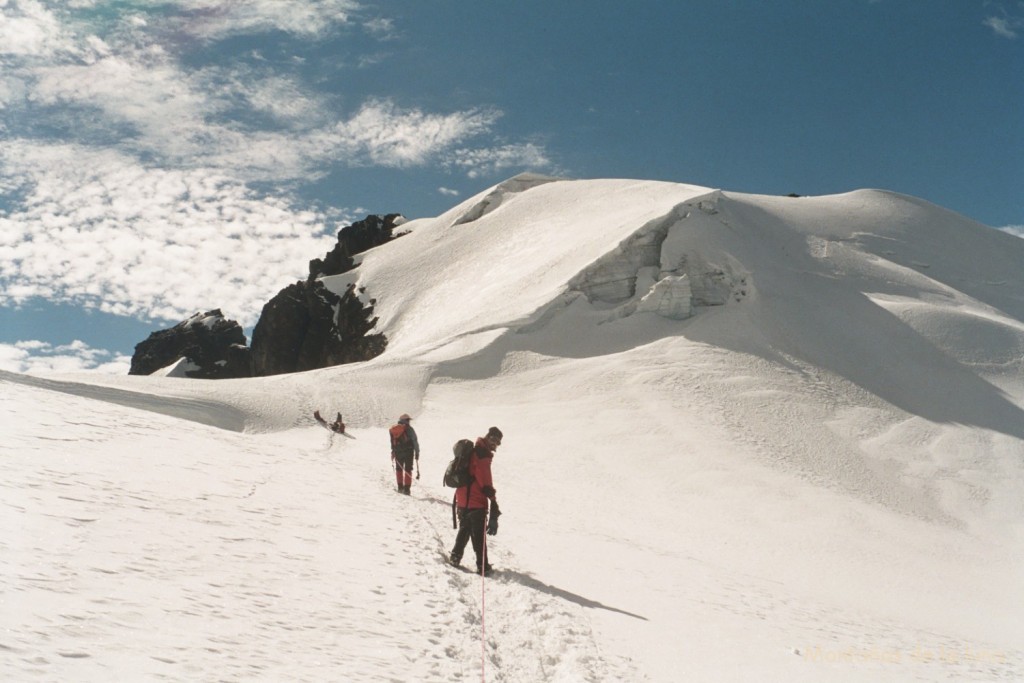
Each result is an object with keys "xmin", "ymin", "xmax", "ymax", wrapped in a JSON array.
[
  {"xmin": 452, "ymin": 508, "xmax": 488, "ymax": 569},
  {"xmin": 394, "ymin": 452, "xmax": 414, "ymax": 488}
]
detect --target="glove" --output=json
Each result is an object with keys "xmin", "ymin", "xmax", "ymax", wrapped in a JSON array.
[{"xmin": 486, "ymin": 501, "xmax": 501, "ymax": 535}]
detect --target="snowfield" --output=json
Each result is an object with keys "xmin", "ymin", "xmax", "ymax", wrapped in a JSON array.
[{"xmin": 4, "ymin": 176, "xmax": 1024, "ymax": 681}]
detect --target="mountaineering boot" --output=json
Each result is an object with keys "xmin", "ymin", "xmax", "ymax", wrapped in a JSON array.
[
  {"xmin": 477, "ymin": 563, "xmax": 494, "ymax": 576},
  {"xmin": 449, "ymin": 552, "xmax": 462, "ymax": 567}
]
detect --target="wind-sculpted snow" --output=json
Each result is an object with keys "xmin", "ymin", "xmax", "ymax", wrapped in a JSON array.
[
  {"xmin": 352, "ymin": 178, "xmax": 714, "ymax": 359},
  {"xmin": 451, "ymin": 172, "xmax": 561, "ymax": 226},
  {"xmin": 0, "ymin": 370, "xmax": 250, "ymax": 431}
]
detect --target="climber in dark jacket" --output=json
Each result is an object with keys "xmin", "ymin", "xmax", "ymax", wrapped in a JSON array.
[{"xmin": 389, "ymin": 414, "xmax": 420, "ymax": 494}]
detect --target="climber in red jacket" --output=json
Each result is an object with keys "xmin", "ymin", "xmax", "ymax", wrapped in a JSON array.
[{"xmin": 449, "ymin": 426, "xmax": 503, "ymax": 575}]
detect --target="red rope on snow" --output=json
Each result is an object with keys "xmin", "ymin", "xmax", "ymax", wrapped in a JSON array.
[{"xmin": 480, "ymin": 511, "xmax": 488, "ymax": 682}]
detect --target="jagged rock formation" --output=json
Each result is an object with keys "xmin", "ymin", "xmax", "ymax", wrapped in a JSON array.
[
  {"xmin": 249, "ymin": 279, "xmax": 386, "ymax": 376},
  {"xmin": 129, "ymin": 214, "xmax": 400, "ymax": 378},
  {"xmin": 248, "ymin": 214, "xmax": 401, "ymax": 376},
  {"xmin": 129, "ymin": 310, "xmax": 252, "ymax": 378},
  {"xmin": 309, "ymin": 213, "xmax": 405, "ymax": 279}
]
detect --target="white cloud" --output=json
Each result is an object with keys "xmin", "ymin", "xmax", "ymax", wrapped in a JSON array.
[
  {"xmin": 188, "ymin": 97, "xmax": 505, "ymax": 179},
  {"xmin": 167, "ymin": 0, "xmax": 359, "ymax": 41},
  {"xmin": 363, "ymin": 17, "xmax": 397, "ymax": 40},
  {"xmin": 330, "ymin": 99, "xmax": 501, "ymax": 168},
  {"xmin": 2, "ymin": 1, "xmax": 553, "ymax": 181},
  {"xmin": 0, "ymin": 142, "xmax": 340, "ymax": 327},
  {"xmin": 0, "ymin": 0, "xmax": 72, "ymax": 57},
  {"xmin": 984, "ymin": 15, "xmax": 1018, "ymax": 37},
  {"xmin": 446, "ymin": 143, "xmax": 553, "ymax": 179},
  {"xmin": 6, "ymin": 27, "xmax": 525, "ymax": 181},
  {"xmin": 983, "ymin": 2, "xmax": 1024, "ymax": 39},
  {"xmin": 356, "ymin": 52, "xmax": 389, "ymax": 69},
  {"xmin": 0, "ymin": 338, "xmax": 130, "ymax": 374},
  {"xmin": 30, "ymin": 51, "xmax": 215, "ymax": 152},
  {"xmin": 438, "ymin": 187, "xmax": 460, "ymax": 197},
  {"xmin": 0, "ymin": 0, "xmax": 556, "ymax": 330}
]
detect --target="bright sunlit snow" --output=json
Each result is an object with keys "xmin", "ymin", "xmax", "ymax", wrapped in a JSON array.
[{"xmin": 4, "ymin": 177, "xmax": 1023, "ymax": 681}]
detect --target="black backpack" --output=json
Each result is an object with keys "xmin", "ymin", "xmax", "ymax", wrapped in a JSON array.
[{"xmin": 443, "ymin": 439, "xmax": 475, "ymax": 488}]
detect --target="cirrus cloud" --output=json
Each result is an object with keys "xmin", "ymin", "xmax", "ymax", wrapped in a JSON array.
[
  {"xmin": 983, "ymin": 2, "xmax": 1024, "ymax": 39},
  {"xmin": 0, "ymin": 142, "xmax": 339, "ymax": 327},
  {"xmin": 331, "ymin": 98, "xmax": 501, "ymax": 168},
  {"xmin": 163, "ymin": 0, "xmax": 361, "ymax": 41},
  {"xmin": 984, "ymin": 15, "xmax": 1019, "ymax": 38},
  {"xmin": 2, "ymin": 1, "xmax": 551, "ymax": 181},
  {"xmin": 446, "ymin": 143, "xmax": 554, "ymax": 179},
  {"xmin": 0, "ymin": 0, "xmax": 556, "ymax": 342}
]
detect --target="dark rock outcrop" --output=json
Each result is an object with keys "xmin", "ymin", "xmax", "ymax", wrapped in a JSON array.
[
  {"xmin": 249, "ymin": 213, "xmax": 400, "ymax": 376},
  {"xmin": 249, "ymin": 279, "xmax": 386, "ymax": 376},
  {"xmin": 309, "ymin": 213, "xmax": 405, "ymax": 279},
  {"xmin": 129, "ymin": 309, "xmax": 253, "ymax": 378},
  {"xmin": 129, "ymin": 213, "xmax": 401, "ymax": 377}
]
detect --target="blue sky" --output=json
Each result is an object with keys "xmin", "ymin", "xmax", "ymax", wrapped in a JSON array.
[{"xmin": 1, "ymin": 0, "xmax": 1022, "ymax": 373}]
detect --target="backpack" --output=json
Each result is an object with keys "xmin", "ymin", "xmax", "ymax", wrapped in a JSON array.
[
  {"xmin": 390, "ymin": 423, "xmax": 414, "ymax": 455},
  {"xmin": 443, "ymin": 439, "xmax": 475, "ymax": 488}
]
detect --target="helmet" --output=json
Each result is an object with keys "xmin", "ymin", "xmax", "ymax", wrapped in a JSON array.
[{"xmin": 399, "ymin": 413, "xmax": 411, "ymax": 421}]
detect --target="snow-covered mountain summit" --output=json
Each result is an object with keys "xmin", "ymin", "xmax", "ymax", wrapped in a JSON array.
[
  {"xmin": 4, "ymin": 176, "xmax": 1023, "ymax": 681},
  {"xmin": 338, "ymin": 176, "xmax": 1023, "ymax": 386}
]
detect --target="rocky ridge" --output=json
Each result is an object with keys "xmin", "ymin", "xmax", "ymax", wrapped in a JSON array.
[{"xmin": 130, "ymin": 214, "xmax": 403, "ymax": 378}]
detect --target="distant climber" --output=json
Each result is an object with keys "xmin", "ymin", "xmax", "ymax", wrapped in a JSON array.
[
  {"xmin": 314, "ymin": 410, "xmax": 346, "ymax": 434},
  {"xmin": 449, "ymin": 426, "xmax": 503, "ymax": 575},
  {"xmin": 389, "ymin": 414, "xmax": 420, "ymax": 494}
]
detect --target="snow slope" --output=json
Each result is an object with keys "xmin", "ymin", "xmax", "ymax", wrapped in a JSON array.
[{"xmin": 4, "ymin": 176, "xmax": 1024, "ymax": 681}]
